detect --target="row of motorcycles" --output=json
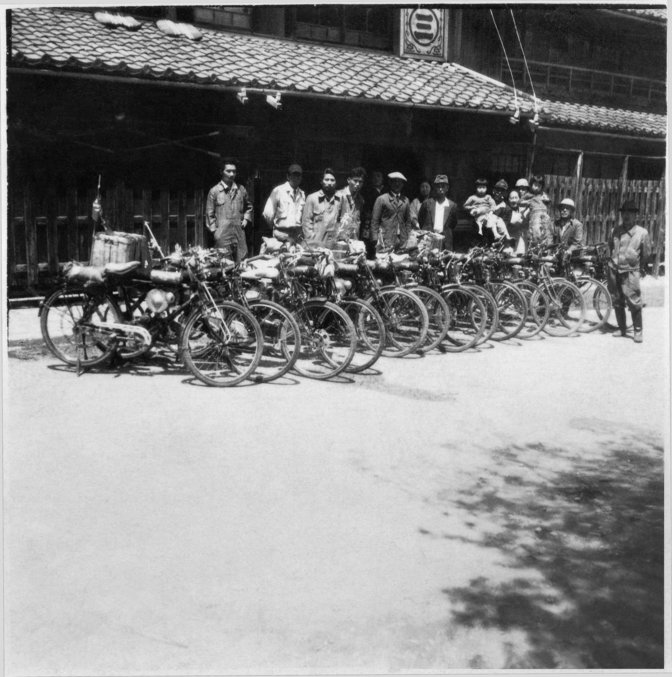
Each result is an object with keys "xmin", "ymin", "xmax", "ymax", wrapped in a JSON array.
[{"xmin": 39, "ymin": 228, "xmax": 613, "ymax": 386}]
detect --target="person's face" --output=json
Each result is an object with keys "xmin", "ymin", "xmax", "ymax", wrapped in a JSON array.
[
  {"xmin": 347, "ymin": 175, "xmax": 364, "ymax": 195},
  {"xmin": 288, "ymin": 171, "xmax": 303, "ymax": 189},
  {"xmin": 321, "ymin": 173, "xmax": 337, "ymax": 195},
  {"xmin": 530, "ymin": 181, "xmax": 542, "ymax": 194},
  {"xmin": 493, "ymin": 189, "xmax": 505, "ymax": 203},
  {"xmin": 222, "ymin": 164, "xmax": 237, "ymax": 185},
  {"xmin": 476, "ymin": 185, "xmax": 487, "ymax": 197},
  {"xmin": 372, "ymin": 172, "xmax": 383, "ymax": 188},
  {"xmin": 419, "ymin": 182, "xmax": 431, "ymax": 198},
  {"xmin": 621, "ymin": 211, "xmax": 636, "ymax": 227},
  {"xmin": 559, "ymin": 205, "xmax": 573, "ymax": 220},
  {"xmin": 389, "ymin": 179, "xmax": 404, "ymax": 194},
  {"xmin": 508, "ymin": 191, "xmax": 520, "ymax": 208},
  {"xmin": 435, "ymin": 183, "xmax": 448, "ymax": 198}
]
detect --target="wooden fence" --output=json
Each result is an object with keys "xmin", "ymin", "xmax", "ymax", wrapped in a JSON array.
[
  {"xmin": 545, "ymin": 175, "xmax": 666, "ymax": 269},
  {"xmin": 7, "ymin": 182, "xmax": 208, "ymax": 293}
]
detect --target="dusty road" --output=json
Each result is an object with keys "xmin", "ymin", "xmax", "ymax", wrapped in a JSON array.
[{"xmin": 3, "ymin": 308, "xmax": 668, "ymax": 673}]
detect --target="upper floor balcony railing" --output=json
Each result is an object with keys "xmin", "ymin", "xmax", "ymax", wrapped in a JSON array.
[{"xmin": 502, "ymin": 57, "xmax": 666, "ymax": 106}]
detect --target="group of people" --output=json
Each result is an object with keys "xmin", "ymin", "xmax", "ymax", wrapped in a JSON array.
[{"xmin": 205, "ymin": 158, "xmax": 652, "ymax": 343}]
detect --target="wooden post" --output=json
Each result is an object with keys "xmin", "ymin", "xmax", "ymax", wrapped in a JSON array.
[
  {"xmin": 8, "ymin": 189, "xmax": 18, "ymax": 289},
  {"xmin": 159, "ymin": 188, "xmax": 170, "ymax": 253},
  {"xmin": 24, "ymin": 182, "xmax": 38, "ymax": 291},
  {"xmin": 46, "ymin": 184, "xmax": 59, "ymax": 275},
  {"xmin": 619, "ymin": 155, "xmax": 629, "ymax": 207},
  {"xmin": 573, "ymin": 151, "xmax": 584, "ymax": 213},
  {"xmin": 177, "ymin": 190, "xmax": 188, "ymax": 248},
  {"xmin": 194, "ymin": 189, "xmax": 204, "ymax": 246}
]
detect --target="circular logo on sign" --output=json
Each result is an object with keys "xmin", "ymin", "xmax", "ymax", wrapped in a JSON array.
[{"xmin": 409, "ymin": 9, "xmax": 440, "ymax": 46}]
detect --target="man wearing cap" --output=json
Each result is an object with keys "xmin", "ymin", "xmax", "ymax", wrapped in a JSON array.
[
  {"xmin": 262, "ymin": 163, "xmax": 306, "ymax": 245},
  {"xmin": 205, "ymin": 156, "xmax": 253, "ymax": 262},
  {"xmin": 416, "ymin": 174, "xmax": 458, "ymax": 251},
  {"xmin": 552, "ymin": 198, "xmax": 584, "ymax": 253},
  {"xmin": 370, "ymin": 172, "xmax": 412, "ymax": 252},
  {"xmin": 302, "ymin": 167, "xmax": 344, "ymax": 250},
  {"xmin": 608, "ymin": 200, "xmax": 651, "ymax": 343}
]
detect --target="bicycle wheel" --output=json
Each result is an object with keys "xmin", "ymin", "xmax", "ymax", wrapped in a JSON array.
[
  {"xmin": 463, "ymin": 283, "xmax": 498, "ymax": 345},
  {"xmin": 292, "ymin": 300, "xmax": 357, "ymax": 379},
  {"xmin": 488, "ymin": 281, "xmax": 527, "ymax": 341},
  {"xmin": 341, "ymin": 298, "xmax": 386, "ymax": 373},
  {"xmin": 575, "ymin": 277, "xmax": 612, "ymax": 333},
  {"xmin": 440, "ymin": 284, "xmax": 487, "ymax": 352},
  {"xmin": 248, "ymin": 299, "xmax": 301, "ymax": 383},
  {"xmin": 180, "ymin": 300, "xmax": 263, "ymax": 386},
  {"xmin": 515, "ymin": 280, "xmax": 549, "ymax": 339},
  {"xmin": 543, "ymin": 279, "xmax": 586, "ymax": 337},
  {"xmin": 40, "ymin": 287, "xmax": 120, "ymax": 367},
  {"xmin": 368, "ymin": 288, "xmax": 429, "ymax": 358},
  {"xmin": 409, "ymin": 285, "xmax": 451, "ymax": 353}
]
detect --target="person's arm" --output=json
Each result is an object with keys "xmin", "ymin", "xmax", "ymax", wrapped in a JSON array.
[
  {"xmin": 241, "ymin": 187, "xmax": 253, "ymax": 227},
  {"xmin": 463, "ymin": 195, "xmax": 475, "ymax": 210},
  {"xmin": 409, "ymin": 199, "xmax": 420, "ymax": 227},
  {"xmin": 370, "ymin": 195, "xmax": 383, "ymax": 243},
  {"xmin": 205, "ymin": 188, "xmax": 217, "ymax": 232},
  {"xmin": 567, "ymin": 220, "xmax": 584, "ymax": 252},
  {"xmin": 262, "ymin": 188, "xmax": 277, "ymax": 227},
  {"xmin": 640, "ymin": 230, "xmax": 653, "ymax": 272},
  {"xmin": 301, "ymin": 195, "xmax": 316, "ymax": 242},
  {"xmin": 417, "ymin": 201, "xmax": 428, "ymax": 231},
  {"xmin": 446, "ymin": 202, "xmax": 458, "ymax": 231}
]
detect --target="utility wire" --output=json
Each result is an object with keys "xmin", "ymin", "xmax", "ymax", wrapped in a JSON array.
[
  {"xmin": 489, "ymin": 9, "xmax": 519, "ymax": 112},
  {"xmin": 509, "ymin": 8, "xmax": 539, "ymax": 114}
]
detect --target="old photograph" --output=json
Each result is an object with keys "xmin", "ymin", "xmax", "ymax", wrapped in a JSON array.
[{"xmin": 2, "ymin": 3, "xmax": 669, "ymax": 674}]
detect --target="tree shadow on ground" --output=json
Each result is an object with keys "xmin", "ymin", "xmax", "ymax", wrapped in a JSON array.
[{"xmin": 440, "ymin": 435, "xmax": 664, "ymax": 669}]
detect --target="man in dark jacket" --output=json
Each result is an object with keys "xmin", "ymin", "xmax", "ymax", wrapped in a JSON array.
[
  {"xmin": 370, "ymin": 172, "xmax": 412, "ymax": 253},
  {"xmin": 608, "ymin": 200, "xmax": 651, "ymax": 343},
  {"xmin": 416, "ymin": 174, "xmax": 458, "ymax": 251}
]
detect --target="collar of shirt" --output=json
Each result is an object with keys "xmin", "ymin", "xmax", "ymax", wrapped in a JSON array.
[
  {"xmin": 317, "ymin": 190, "xmax": 339, "ymax": 203},
  {"xmin": 283, "ymin": 182, "xmax": 303, "ymax": 198},
  {"xmin": 220, "ymin": 181, "xmax": 238, "ymax": 193}
]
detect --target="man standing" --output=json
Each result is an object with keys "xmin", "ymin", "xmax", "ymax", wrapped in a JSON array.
[
  {"xmin": 336, "ymin": 166, "xmax": 367, "ymax": 241},
  {"xmin": 552, "ymin": 198, "xmax": 584, "ymax": 253},
  {"xmin": 416, "ymin": 174, "xmax": 458, "ymax": 251},
  {"xmin": 262, "ymin": 163, "xmax": 306, "ymax": 245},
  {"xmin": 370, "ymin": 171, "xmax": 412, "ymax": 253},
  {"xmin": 362, "ymin": 169, "xmax": 385, "ymax": 258},
  {"xmin": 301, "ymin": 168, "xmax": 344, "ymax": 250},
  {"xmin": 608, "ymin": 200, "xmax": 651, "ymax": 343},
  {"xmin": 205, "ymin": 157, "xmax": 253, "ymax": 262}
]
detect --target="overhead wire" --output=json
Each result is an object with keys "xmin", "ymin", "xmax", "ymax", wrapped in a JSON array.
[
  {"xmin": 489, "ymin": 8, "xmax": 520, "ymax": 123},
  {"xmin": 509, "ymin": 8, "xmax": 540, "ymax": 124}
]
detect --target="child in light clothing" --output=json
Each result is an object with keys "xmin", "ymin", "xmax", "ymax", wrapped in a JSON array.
[{"xmin": 464, "ymin": 178, "xmax": 510, "ymax": 240}]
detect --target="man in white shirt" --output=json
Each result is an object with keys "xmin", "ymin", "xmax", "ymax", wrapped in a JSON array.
[{"xmin": 262, "ymin": 163, "xmax": 306, "ymax": 244}]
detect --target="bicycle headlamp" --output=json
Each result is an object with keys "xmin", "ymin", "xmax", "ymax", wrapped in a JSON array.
[{"xmin": 145, "ymin": 288, "xmax": 175, "ymax": 313}]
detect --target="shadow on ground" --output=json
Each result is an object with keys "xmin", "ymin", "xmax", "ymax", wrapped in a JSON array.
[{"xmin": 439, "ymin": 433, "xmax": 664, "ymax": 669}]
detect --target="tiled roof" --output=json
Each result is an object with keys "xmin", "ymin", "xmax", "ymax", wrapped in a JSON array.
[
  {"xmin": 9, "ymin": 7, "xmax": 666, "ymax": 140},
  {"xmin": 10, "ymin": 7, "xmax": 532, "ymax": 116},
  {"xmin": 540, "ymin": 98, "xmax": 666, "ymax": 138}
]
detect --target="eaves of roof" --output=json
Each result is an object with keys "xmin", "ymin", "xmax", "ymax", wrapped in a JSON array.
[
  {"xmin": 599, "ymin": 7, "xmax": 667, "ymax": 24},
  {"xmin": 8, "ymin": 7, "xmax": 666, "ymax": 140},
  {"xmin": 539, "ymin": 98, "xmax": 666, "ymax": 139}
]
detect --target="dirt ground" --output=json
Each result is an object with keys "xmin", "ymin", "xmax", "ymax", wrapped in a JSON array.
[{"xmin": 2, "ymin": 306, "xmax": 668, "ymax": 674}]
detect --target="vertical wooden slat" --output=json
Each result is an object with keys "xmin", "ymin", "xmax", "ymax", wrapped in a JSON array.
[
  {"xmin": 8, "ymin": 189, "xmax": 18, "ymax": 288},
  {"xmin": 194, "ymin": 189, "xmax": 204, "ymax": 246},
  {"xmin": 46, "ymin": 184, "xmax": 58, "ymax": 275},
  {"xmin": 24, "ymin": 182, "xmax": 38, "ymax": 290},
  {"xmin": 66, "ymin": 186, "xmax": 80, "ymax": 262},
  {"xmin": 177, "ymin": 189, "xmax": 188, "ymax": 248}
]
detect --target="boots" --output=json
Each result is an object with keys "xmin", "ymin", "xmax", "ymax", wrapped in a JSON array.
[
  {"xmin": 612, "ymin": 307, "xmax": 627, "ymax": 337},
  {"xmin": 632, "ymin": 308, "xmax": 643, "ymax": 343}
]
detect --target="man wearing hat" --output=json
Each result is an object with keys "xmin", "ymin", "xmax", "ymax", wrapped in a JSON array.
[
  {"xmin": 552, "ymin": 198, "xmax": 584, "ymax": 253},
  {"xmin": 262, "ymin": 163, "xmax": 306, "ymax": 245},
  {"xmin": 370, "ymin": 172, "xmax": 412, "ymax": 252},
  {"xmin": 608, "ymin": 200, "xmax": 651, "ymax": 343},
  {"xmin": 416, "ymin": 174, "xmax": 458, "ymax": 251}
]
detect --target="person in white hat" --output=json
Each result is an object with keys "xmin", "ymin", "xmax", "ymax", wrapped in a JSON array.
[
  {"xmin": 370, "ymin": 172, "xmax": 412, "ymax": 252},
  {"xmin": 552, "ymin": 197, "xmax": 584, "ymax": 253}
]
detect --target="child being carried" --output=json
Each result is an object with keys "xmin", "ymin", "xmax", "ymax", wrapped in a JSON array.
[{"xmin": 463, "ymin": 178, "xmax": 510, "ymax": 241}]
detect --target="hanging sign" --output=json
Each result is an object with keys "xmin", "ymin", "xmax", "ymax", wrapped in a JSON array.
[{"xmin": 399, "ymin": 8, "xmax": 448, "ymax": 61}]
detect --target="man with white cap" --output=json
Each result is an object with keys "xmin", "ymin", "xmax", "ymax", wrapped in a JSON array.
[
  {"xmin": 608, "ymin": 200, "xmax": 651, "ymax": 343},
  {"xmin": 370, "ymin": 171, "xmax": 412, "ymax": 253},
  {"xmin": 552, "ymin": 198, "xmax": 584, "ymax": 253}
]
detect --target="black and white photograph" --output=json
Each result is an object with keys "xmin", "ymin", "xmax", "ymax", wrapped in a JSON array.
[{"xmin": 1, "ymin": 2, "xmax": 669, "ymax": 674}]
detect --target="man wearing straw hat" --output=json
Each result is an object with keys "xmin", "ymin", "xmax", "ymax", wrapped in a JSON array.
[
  {"xmin": 608, "ymin": 200, "xmax": 651, "ymax": 343},
  {"xmin": 370, "ymin": 171, "xmax": 412, "ymax": 253}
]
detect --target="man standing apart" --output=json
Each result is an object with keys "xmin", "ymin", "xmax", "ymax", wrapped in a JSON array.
[
  {"xmin": 262, "ymin": 163, "xmax": 306, "ymax": 245},
  {"xmin": 302, "ymin": 168, "xmax": 344, "ymax": 250},
  {"xmin": 370, "ymin": 172, "xmax": 412, "ymax": 253},
  {"xmin": 205, "ymin": 157, "xmax": 253, "ymax": 262},
  {"xmin": 336, "ymin": 166, "xmax": 367, "ymax": 241},
  {"xmin": 608, "ymin": 200, "xmax": 651, "ymax": 343},
  {"xmin": 416, "ymin": 174, "xmax": 458, "ymax": 251},
  {"xmin": 552, "ymin": 198, "xmax": 584, "ymax": 253}
]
